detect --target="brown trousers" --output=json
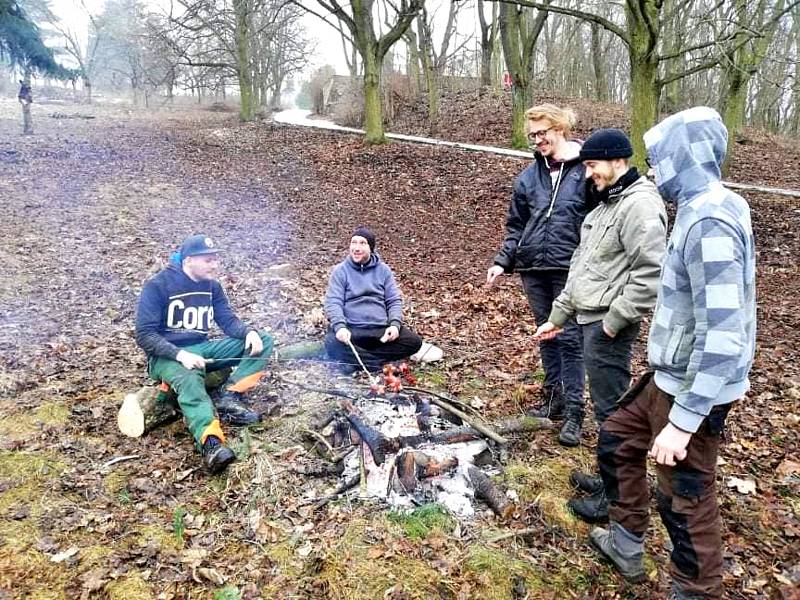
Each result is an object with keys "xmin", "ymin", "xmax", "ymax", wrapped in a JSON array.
[{"xmin": 597, "ymin": 371, "xmax": 732, "ymax": 598}]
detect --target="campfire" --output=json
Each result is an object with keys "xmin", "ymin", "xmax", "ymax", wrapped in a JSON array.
[{"xmin": 304, "ymin": 364, "xmax": 551, "ymax": 518}]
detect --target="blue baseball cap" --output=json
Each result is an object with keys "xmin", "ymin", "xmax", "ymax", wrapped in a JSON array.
[{"xmin": 179, "ymin": 234, "xmax": 222, "ymax": 259}]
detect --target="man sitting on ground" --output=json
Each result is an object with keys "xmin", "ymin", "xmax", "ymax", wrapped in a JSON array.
[
  {"xmin": 134, "ymin": 234, "xmax": 273, "ymax": 473},
  {"xmin": 324, "ymin": 227, "xmax": 437, "ymax": 372}
]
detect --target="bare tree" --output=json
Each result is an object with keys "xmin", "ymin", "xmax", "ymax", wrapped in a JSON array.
[{"xmin": 302, "ymin": 0, "xmax": 425, "ymax": 142}]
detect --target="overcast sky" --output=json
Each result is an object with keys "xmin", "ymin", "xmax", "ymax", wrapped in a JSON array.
[{"xmin": 45, "ymin": 0, "xmax": 475, "ymax": 78}]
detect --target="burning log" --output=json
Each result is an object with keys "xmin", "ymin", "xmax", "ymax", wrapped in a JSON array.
[
  {"xmin": 340, "ymin": 400, "xmax": 389, "ymax": 466},
  {"xmin": 395, "ymin": 451, "xmax": 459, "ymax": 492},
  {"xmin": 467, "ymin": 466, "xmax": 515, "ymax": 519},
  {"xmin": 386, "ymin": 427, "xmax": 483, "ymax": 452}
]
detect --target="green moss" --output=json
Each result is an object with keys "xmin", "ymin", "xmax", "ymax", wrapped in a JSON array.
[
  {"xmin": 0, "ymin": 403, "xmax": 69, "ymax": 439},
  {"xmin": 417, "ymin": 368, "xmax": 447, "ymax": 389},
  {"xmin": 504, "ymin": 454, "xmax": 593, "ymax": 532},
  {"xmin": 386, "ymin": 504, "xmax": 454, "ymax": 540},
  {"xmin": 104, "ymin": 471, "xmax": 128, "ymax": 495},
  {"xmin": 0, "ymin": 547, "xmax": 69, "ymax": 598},
  {"xmin": 105, "ymin": 573, "xmax": 153, "ymax": 600},
  {"xmin": 136, "ymin": 524, "xmax": 183, "ymax": 553},
  {"xmin": 213, "ymin": 586, "xmax": 241, "ymax": 600}
]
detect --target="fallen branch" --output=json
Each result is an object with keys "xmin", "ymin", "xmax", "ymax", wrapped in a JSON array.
[
  {"xmin": 422, "ymin": 396, "xmax": 508, "ymax": 446},
  {"xmin": 311, "ymin": 475, "xmax": 360, "ymax": 510},
  {"xmin": 494, "ymin": 416, "xmax": 553, "ymax": 435},
  {"xmin": 468, "ymin": 466, "xmax": 515, "ymax": 519}
]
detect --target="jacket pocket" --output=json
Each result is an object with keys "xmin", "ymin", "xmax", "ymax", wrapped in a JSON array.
[{"xmin": 663, "ymin": 325, "xmax": 686, "ymax": 365}]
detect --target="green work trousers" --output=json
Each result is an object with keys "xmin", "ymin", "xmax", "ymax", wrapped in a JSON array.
[{"xmin": 148, "ymin": 331, "xmax": 273, "ymax": 446}]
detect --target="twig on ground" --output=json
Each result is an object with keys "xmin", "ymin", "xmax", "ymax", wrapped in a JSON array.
[
  {"xmin": 100, "ymin": 455, "xmax": 141, "ymax": 470},
  {"xmin": 274, "ymin": 373, "xmax": 361, "ymax": 400}
]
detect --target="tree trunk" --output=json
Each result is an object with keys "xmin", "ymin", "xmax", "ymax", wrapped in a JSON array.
[
  {"xmin": 21, "ymin": 102, "xmax": 33, "ymax": 135},
  {"xmin": 625, "ymin": 0, "xmax": 661, "ymax": 169},
  {"xmin": 719, "ymin": 0, "xmax": 784, "ymax": 174},
  {"xmin": 477, "ymin": 0, "xmax": 495, "ymax": 89},
  {"xmin": 363, "ymin": 48, "xmax": 385, "ymax": 143},
  {"xmin": 590, "ymin": 23, "xmax": 609, "ymax": 103},
  {"xmin": 83, "ymin": 76, "xmax": 93, "ymax": 104},
  {"xmin": 234, "ymin": 0, "xmax": 255, "ymax": 121}
]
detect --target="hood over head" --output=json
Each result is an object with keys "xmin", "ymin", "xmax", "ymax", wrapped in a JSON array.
[{"xmin": 643, "ymin": 106, "xmax": 727, "ymax": 204}]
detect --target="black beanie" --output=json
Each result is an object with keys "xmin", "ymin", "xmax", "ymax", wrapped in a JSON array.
[
  {"xmin": 352, "ymin": 226, "xmax": 376, "ymax": 251},
  {"xmin": 579, "ymin": 128, "xmax": 633, "ymax": 161}
]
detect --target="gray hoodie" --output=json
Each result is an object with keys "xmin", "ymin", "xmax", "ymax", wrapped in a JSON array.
[
  {"xmin": 324, "ymin": 254, "xmax": 404, "ymax": 331},
  {"xmin": 644, "ymin": 107, "xmax": 756, "ymax": 433}
]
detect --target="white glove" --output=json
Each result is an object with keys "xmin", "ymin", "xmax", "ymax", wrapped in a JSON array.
[
  {"xmin": 335, "ymin": 328, "xmax": 352, "ymax": 344},
  {"xmin": 176, "ymin": 350, "xmax": 206, "ymax": 370},
  {"xmin": 245, "ymin": 330, "xmax": 263, "ymax": 356}
]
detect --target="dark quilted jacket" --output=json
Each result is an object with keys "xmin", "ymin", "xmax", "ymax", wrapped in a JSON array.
[{"xmin": 494, "ymin": 152, "xmax": 589, "ymax": 272}]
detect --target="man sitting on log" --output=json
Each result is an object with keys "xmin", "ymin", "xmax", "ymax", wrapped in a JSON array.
[
  {"xmin": 324, "ymin": 227, "xmax": 437, "ymax": 372},
  {"xmin": 134, "ymin": 234, "xmax": 273, "ymax": 473}
]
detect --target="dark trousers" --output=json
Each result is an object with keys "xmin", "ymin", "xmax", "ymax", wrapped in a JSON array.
[
  {"xmin": 324, "ymin": 325, "xmax": 423, "ymax": 372},
  {"xmin": 598, "ymin": 372, "xmax": 731, "ymax": 598},
  {"xmin": 581, "ymin": 320, "xmax": 640, "ymax": 424},
  {"xmin": 520, "ymin": 271, "xmax": 585, "ymax": 411}
]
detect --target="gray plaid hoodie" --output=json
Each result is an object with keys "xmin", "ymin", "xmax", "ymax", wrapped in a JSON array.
[{"xmin": 643, "ymin": 107, "xmax": 756, "ymax": 433}]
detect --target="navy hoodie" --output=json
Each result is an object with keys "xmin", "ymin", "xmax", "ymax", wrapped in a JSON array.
[{"xmin": 135, "ymin": 263, "xmax": 251, "ymax": 359}]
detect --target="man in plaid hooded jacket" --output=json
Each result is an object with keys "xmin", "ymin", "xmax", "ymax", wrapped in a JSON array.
[{"xmin": 587, "ymin": 107, "xmax": 756, "ymax": 599}]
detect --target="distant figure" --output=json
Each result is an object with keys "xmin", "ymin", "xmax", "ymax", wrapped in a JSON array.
[
  {"xmin": 324, "ymin": 227, "xmax": 437, "ymax": 372},
  {"xmin": 18, "ymin": 80, "xmax": 33, "ymax": 135},
  {"xmin": 589, "ymin": 107, "xmax": 756, "ymax": 599},
  {"xmin": 134, "ymin": 234, "xmax": 274, "ymax": 473}
]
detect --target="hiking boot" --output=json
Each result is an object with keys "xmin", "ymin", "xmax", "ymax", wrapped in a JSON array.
[
  {"xmin": 570, "ymin": 470, "xmax": 604, "ymax": 495},
  {"xmin": 202, "ymin": 435, "xmax": 235, "ymax": 474},
  {"xmin": 558, "ymin": 414, "xmax": 583, "ymax": 447},
  {"xmin": 526, "ymin": 386, "xmax": 566, "ymax": 420},
  {"xmin": 568, "ymin": 489, "xmax": 609, "ymax": 523},
  {"xmin": 589, "ymin": 525, "xmax": 646, "ymax": 582},
  {"xmin": 216, "ymin": 392, "xmax": 261, "ymax": 426}
]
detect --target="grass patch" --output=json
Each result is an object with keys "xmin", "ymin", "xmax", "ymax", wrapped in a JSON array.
[
  {"xmin": 504, "ymin": 452, "xmax": 594, "ymax": 532},
  {"xmin": 213, "ymin": 586, "xmax": 241, "ymax": 600},
  {"xmin": 0, "ymin": 402, "xmax": 70, "ymax": 440},
  {"xmin": 386, "ymin": 504, "xmax": 454, "ymax": 540},
  {"xmin": 416, "ymin": 367, "xmax": 447, "ymax": 389},
  {"xmin": 106, "ymin": 573, "xmax": 153, "ymax": 599},
  {"xmin": 464, "ymin": 544, "xmax": 598, "ymax": 599},
  {"xmin": 136, "ymin": 524, "xmax": 184, "ymax": 553},
  {"xmin": 0, "ymin": 546, "xmax": 71, "ymax": 598}
]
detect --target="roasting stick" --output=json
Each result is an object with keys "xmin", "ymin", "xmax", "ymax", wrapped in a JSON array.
[{"xmin": 345, "ymin": 339, "xmax": 379, "ymax": 384}]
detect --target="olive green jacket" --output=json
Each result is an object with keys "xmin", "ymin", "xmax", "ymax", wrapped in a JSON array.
[{"xmin": 549, "ymin": 177, "xmax": 667, "ymax": 334}]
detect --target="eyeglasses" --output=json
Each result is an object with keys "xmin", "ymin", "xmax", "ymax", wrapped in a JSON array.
[
  {"xmin": 527, "ymin": 127, "xmax": 554, "ymax": 142},
  {"xmin": 645, "ymin": 157, "xmax": 652, "ymax": 168}
]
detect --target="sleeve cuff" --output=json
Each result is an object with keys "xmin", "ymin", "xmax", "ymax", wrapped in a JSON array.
[
  {"xmin": 389, "ymin": 319, "xmax": 403, "ymax": 329},
  {"xmin": 602, "ymin": 311, "xmax": 628, "ymax": 337},
  {"xmin": 668, "ymin": 403, "xmax": 704, "ymax": 434},
  {"xmin": 332, "ymin": 322, "xmax": 347, "ymax": 332},
  {"xmin": 548, "ymin": 305, "xmax": 570, "ymax": 328}
]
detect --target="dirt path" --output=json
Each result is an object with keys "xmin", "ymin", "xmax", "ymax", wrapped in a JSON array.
[{"xmin": 0, "ymin": 101, "xmax": 798, "ymax": 599}]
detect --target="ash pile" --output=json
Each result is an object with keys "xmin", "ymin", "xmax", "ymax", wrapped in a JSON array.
[{"xmin": 305, "ymin": 365, "xmax": 552, "ymax": 518}]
